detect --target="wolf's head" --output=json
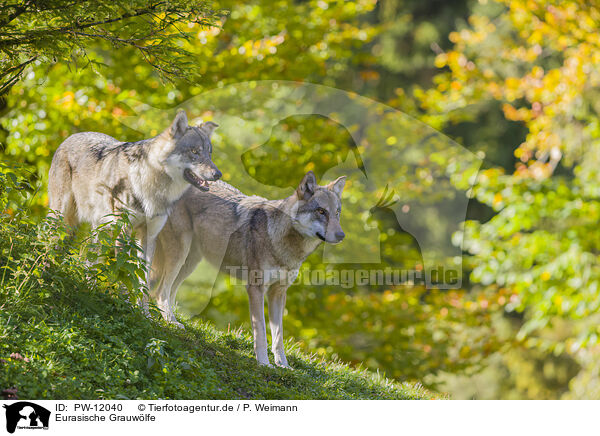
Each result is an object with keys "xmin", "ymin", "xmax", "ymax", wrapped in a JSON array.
[
  {"xmin": 291, "ymin": 171, "xmax": 346, "ymax": 244},
  {"xmin": 158, "ymin": 111, "xmax": 222, "ymax": 191}
]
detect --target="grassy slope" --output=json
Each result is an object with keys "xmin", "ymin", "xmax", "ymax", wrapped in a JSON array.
[{"xmin": 0, "ymin": 277, "xmax": 436, "ymax": 400}]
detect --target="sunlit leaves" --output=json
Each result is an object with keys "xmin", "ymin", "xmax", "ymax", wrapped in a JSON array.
[
  {"xmin": 0, "ymin": 0, "xmax": 222, "ymax": 94},
  {"xmin": 420, "ymin": 0, "xmax": 600, "ymax": 175}
]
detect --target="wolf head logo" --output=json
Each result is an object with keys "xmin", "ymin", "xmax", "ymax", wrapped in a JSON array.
[
  {"xmin": 119, "ymin": 80, "xmax": 482, "ymax": 289},
  {"xmin": 3, "ymin": 402, "xmax": 50, "ymax": 434}
]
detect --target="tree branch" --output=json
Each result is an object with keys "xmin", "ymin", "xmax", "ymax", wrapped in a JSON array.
[
  {"xmin": 0, "ymin": 55, "xmax": 37, "ymax": 95},
  {"xmin": 0, "ymin": 2, "xmax": 168, "ymax": 48}
]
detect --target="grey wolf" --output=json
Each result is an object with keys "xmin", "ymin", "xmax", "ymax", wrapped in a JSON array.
[
  {"xmin": 151, "ymin": 171, "xmax": 346, "ymax": 367},
  {"xmin": 47, "ymin": 110, "xmax": 222, "ymax": 295}
]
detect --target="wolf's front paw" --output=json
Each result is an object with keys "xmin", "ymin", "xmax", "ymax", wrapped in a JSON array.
[
  {"xmin": 162, "ymin": 310, "xmax": 184, "ymax": 329},
  {"xmin": 274, "ymin": 353, "xmax": 289, "ymax": 368},
  {"xmin": 170, "ymin": 319, "xmax": 185, "ymax": 329},
  {"xmin": 275, "ymin": 362, "xmax": 293, "ymax": 370}
]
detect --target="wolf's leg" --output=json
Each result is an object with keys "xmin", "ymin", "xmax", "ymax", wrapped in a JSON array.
[
  {"xmin": 153, "ymin": 234, "xmax": 192, "ymax": 326},
  {"xmin": 47, "ymin": 149, "xmax": 78, "ymax": 227},
  {"xmin": 144, "ymin": 215, "xmax": 168, "ymax": 267},
  {"xmin": 267, "ymin": 283, "xmax": 290, "ymax": 368},
  {"xmin": 167, "ymin": 246, "xmax": 204, "ymax": 324},
  {"xmin": 140, "ymin": 214, "xmax": 168, "ymax": 314},
  {"xmin": 247, "ymin": 283, "xmax": 270, "ymax": 366}
]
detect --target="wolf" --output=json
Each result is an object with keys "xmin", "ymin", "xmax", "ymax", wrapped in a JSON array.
[
  {"xmin": 47, "ymin": 110, "xmax": 222, "ymax": 294},
  {"xmin": 151, "ymin": 171, "xmax": 346, "ymax": 367}
]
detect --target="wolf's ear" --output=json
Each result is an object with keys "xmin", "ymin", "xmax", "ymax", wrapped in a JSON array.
[
  {"xmin": 199, "ymin": 121, "xmax": 218, "ymax": 138},
  {"xmin": 327, "ymin": 176, "xmax": 346, "ymax": 197},
  {"xmin": 168, "ymin": 110, "xmax": 188, "ymax": 139},
  {"xmin": 297, "ymin": 171, "xmax": 317, "ymax": 200}
]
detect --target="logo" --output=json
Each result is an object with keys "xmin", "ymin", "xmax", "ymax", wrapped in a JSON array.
[
  {"xmin": 3, "ymin": 402, "xmax": 50, "ymax": 434},
  {"xmin": 119, "ymin": 80, "xmax": 482, "ymax": 302}
]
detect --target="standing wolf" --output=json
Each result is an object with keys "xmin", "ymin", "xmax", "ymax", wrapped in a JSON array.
[
  {"xmin": 151, "ymin": 171, "xmax": 346, "ymax": 367},
  {"xmin": 47, "ymin": 110, "xmax": 222, "ymax": 293}
]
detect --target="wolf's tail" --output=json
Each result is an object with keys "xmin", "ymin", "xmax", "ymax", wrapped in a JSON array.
[{"xmin": 47, "ymin": 147, "xmax": 78, "ymax": 226}]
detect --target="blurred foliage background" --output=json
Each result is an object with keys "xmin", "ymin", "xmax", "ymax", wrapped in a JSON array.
[{"xmin": 2, "ymin": 0, "xmax": 600, "ymax": 399}]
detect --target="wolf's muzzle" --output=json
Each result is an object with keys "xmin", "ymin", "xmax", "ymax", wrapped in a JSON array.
[
  {"xmin": 211, "ymin": 169, "xmax": 223, "ymax": 180},
  {"xmin": 334, "ymin": 231, "xmax": 345, "ymax": 242},
  {"xmin": 184, "ymin": 168, "xmax": 210, "ymax": 191}
]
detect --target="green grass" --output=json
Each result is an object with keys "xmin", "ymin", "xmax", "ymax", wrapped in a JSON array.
[
  {"xmin": 0, "ymin": 167, "xmax": 436, "ymax": 400},
  {"xmin": 0, "ymin": 281, "xmax": 436, "ymax": 400},
  {"xmin": 0, "ymin": 230, "xmax": 435, "ymax": 401}
]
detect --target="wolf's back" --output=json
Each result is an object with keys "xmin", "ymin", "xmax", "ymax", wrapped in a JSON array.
[{"xmin": 47, "ymin": 132, "xmax": 120, "ymax": 225}]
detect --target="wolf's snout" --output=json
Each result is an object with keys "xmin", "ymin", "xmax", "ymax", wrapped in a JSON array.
[
  {"xmin": 335, "ymin": 231, "xmax": 345, "ymax": 242},
  {"xmin": 184, "ymin": 168, "xmax": 210, "ymax": 191},
  {"xmin": 212, "ymin": 169, "xmax": 222, "ymax": 180}
]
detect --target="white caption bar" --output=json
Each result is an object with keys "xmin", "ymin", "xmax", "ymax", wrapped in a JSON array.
[{"xmin": 0, "ymin": 400, "xmax": 595, "ymax": 436}]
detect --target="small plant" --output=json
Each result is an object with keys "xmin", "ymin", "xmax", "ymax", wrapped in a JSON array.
[
  {"xmin": 80, "ymin": 212, "xmax": 149, "ymax": 306},
  {"xmin": 0, "ymin": 164, "xmax": 151, "ymax": 309},
  {"xmin": 145, "ymin": 338, "xmax": 169, "ymax": 372}
]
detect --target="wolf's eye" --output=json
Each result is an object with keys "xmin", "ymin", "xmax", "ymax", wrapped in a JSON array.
[
  {"xmin": 316, "ymin": 208, "xmax": 326, "ymax": 215},
  {"xmin": 191, "ymin": 149, "xmax": 200, "ymax": 155}
]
